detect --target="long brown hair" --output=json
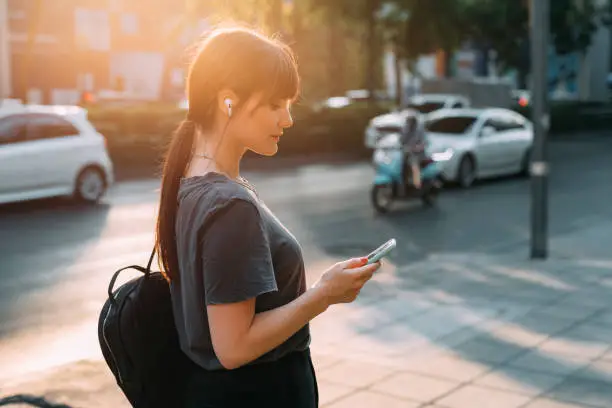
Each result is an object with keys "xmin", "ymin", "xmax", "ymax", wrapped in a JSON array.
[{"xmin": 156, "ymin": 26, "xmax": 300, "ymax": 282}]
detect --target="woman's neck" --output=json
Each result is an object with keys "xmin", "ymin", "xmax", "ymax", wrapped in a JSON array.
[{"xmin": 191, "ymin": 128, "xmax": 245, "ymax": 179}]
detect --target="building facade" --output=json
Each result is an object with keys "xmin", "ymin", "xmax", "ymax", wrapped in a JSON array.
[{"xmin": 6, "ymin": 0, "xmax": 202, "ymax": 104}]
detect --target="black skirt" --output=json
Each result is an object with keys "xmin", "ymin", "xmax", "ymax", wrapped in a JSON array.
[{"xmin": 183, "ymin": 348, "xmax": 319, "ymax": 408}]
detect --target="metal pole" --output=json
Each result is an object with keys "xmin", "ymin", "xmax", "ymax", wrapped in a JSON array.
[{"xmin": 530, "ymin": 0, "xmax": 550, "ymax": 259}]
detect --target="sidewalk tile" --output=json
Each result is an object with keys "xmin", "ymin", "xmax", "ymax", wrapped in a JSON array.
[
  {"xmin": 571, "ymin": 359, "xmax": 612, "ymax": 383},
  {"xmin": 536, "ymin": 303, "xmax": 603, "ymax": 321},
  {"xmin": 435, "ymin": 326, "xmax": 484, "ymax": 348},
  {"xmin": 589, "ymin": 309, "xmax": 612, "ymax": 326},
  {"xmin": 450, "ymin": 337, "xmax": 526, "ymax": 364},
  {"xmin": 316, "ymin": 360, "xmax": 395, "ymax": 388},
  {"xmin": 544, "ymin": 377, "xmax": 612, "ymax": 408},
  {"xmin": 317, "ymin": 380, "xmax": 355, "ymax": 406},
  {"xmin": 435, "ymin": 384, "xmax": 531, "ymax": 408},
  {"xmin": 311, "ymin": 352, "xmax": 343, "ymax": 371},
  {"xmin": 402, "ymin": 353, "xmax": 492, "ymax": 382},
  {"xmin": 490, "ymin": 323, "xmax": 552, "ymax": 348},
  {"xmin": 523, "ymin": 398, "xmax": 594, "ymax": 408},
  {"xmin": 324, "ymin": 390, "xmax": 420, "ymax": 408},
  {"xmin": 510, "ymin": 312, "xmax": 579, "ymax": 336},
  {"xmin": 599, "ymin": 348, "xmax": 612, "ymax": 362},
  {"xmin": 474, "ymin": 367, "xmax": 565, "ymax": 396},
  {"xmin": 562, "ymin": 322, "xmax": 612, "ymax": 343},
  {"xmin": 506, "ymin": 351, "xmax": 590, "ymax": 376},
  {"xmin": 370, "ymin": 371, "xmax": 459, "ymax": 403},
  {"xmin": 554, "ymin": 293, "xmax": 612, "ymax": 309},
  {"xmin": 535, "ymin": 337, "xmax": 609, "ymax": 359}
]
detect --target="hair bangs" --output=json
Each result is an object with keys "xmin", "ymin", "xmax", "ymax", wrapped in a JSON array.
[{"xmin": 260, "ymin": 45, "xmax": 300, "ymax": 104}]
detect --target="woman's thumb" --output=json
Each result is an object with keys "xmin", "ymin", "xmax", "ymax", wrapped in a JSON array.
[{"xmin": 338, "ymin": 257, "xmax": 368, "ymax": 269}]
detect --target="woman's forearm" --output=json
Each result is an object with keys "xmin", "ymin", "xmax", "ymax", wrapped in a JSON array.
[{"xmin": 222, "ymin": 286, "xmax": 329, "ymax": 369}]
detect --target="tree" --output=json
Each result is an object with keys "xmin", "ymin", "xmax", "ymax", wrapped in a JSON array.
[
  {"xmin": 395, "ymin": 0, "xmax": 465, "ymax": 77},
  {"xmin": 460, "ymin": 0, "xmax": 609, "ymax": 87},
  {"xmin": 309, "ymin": 0, "xmax": 369, "ymax": 96},
  {"xmin": 264, "ymin": 0, "xmax": 283, "ymax": 35},
  {"xmin": 374, "ymin": 0, "xmax": 466, "ymax": 105},
  {"xmin": 365, "ymin": 0, "xmax": 382, "ymax": 106}
]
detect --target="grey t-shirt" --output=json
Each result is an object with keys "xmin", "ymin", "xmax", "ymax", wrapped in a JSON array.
[{"xmin": 170, "ymin": 172, "xmax": 310, "ymax": 371}]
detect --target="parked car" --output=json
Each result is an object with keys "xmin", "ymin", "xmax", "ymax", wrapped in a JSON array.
[
  {"xmin": 365, "ymin": 94, "xmax": 470, "ymax": 149},
  {"xmin": 405, "ymin": 94, "xmax": 471, "ymax": 114},
  {"xmin": 424, "ymin": 108, "xmax": 533, "ymax": 188},
  {"xmin": 0, "ymin": 100, "xmax": 114, "ymax": 205},
  {"xmin": 365, "ymin": 109, "xmax": 423, "ymax": 149}
]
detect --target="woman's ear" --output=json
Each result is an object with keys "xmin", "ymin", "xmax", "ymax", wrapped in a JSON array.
[{"xmin": 217, "ymin": 90, "xmax": 239, "ymax": 118}]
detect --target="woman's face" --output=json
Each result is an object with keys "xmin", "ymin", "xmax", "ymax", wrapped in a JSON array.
[{"xmin": 229, "ymin": 94, "xmax": 294, "ymax": 156}]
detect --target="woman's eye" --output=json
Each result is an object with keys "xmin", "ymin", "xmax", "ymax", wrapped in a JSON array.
[{"xmin": 270, "ymin": 103, "xmax": 281, "ymax": 110}]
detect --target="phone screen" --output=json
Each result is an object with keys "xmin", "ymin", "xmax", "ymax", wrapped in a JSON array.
[{"xmin": 366, "ymin": 239, "xmax": 397, "ymax": 264}]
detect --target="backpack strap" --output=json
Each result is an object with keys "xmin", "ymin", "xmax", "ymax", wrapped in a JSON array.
[
  {"xmin": 107, "ymin": 247, "xmax": 157, "ymax": 304},
  {"xmin": 145, "ymin": 245, "xmax": 155, "ymax": 276}
]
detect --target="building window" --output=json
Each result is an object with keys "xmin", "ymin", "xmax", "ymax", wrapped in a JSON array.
[
  {"xmin": 108, "ymin": 0, "xmax": 122, "ymax": 12},
  {"xmin": 74, "ymin": 8, "xmax": 110, "ymax": 51},
  {"xmin": 121, "ymin": 13, "xmax": 138, "ymax": 35}
]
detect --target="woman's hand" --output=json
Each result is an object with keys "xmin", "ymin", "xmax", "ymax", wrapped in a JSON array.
[{"xmin": 313, "ymin": 257, "xmax": 381, "ymax": 306}]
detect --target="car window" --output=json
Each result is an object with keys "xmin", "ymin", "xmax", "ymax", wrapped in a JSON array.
[
  {"xmin": 485, "ymin": 115, "xmax": 524, "ymax": 132},
  {"xmin": 451, "ymin": 102, "xmax": 463, "ymax": 109},
  {"xmin": 0, "ymin": 115, "xmax": 28, "ymax": 145},
  {"xmin": 406, "ymin": 102, "xmax": 445, "ymax": 114},
  {"xmin": 425, "ymin": 116, "xmax": 478, "ymax": 135},
  {"xmin": 482, "ymin": 118, "xmax": 502, "ymax": 133},
  {"xmin": 508, "ymin": 114, "xmax": 527, "ymax": 129},
  {"xmin": 26, "ymin": 114, "xmax": 79, "ymax": 141}
]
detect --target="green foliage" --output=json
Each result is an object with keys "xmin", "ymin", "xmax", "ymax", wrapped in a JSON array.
[
  {"xmin": 459, "ymin": 0, "xmax": 608, "ymax": 74},
  {"xmin": 393, "ymin": 0, "xmax": 464, "ymax": 60}
]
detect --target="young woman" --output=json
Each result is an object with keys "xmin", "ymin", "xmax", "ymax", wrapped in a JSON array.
[{"xmin": 155, "ymin": 26, "xmax": 381, "ymax": 408}]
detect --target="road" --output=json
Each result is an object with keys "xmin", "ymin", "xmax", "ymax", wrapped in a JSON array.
[{"xmin": 0, "ymin": 137, "xmax": 610, "ymax": 383}]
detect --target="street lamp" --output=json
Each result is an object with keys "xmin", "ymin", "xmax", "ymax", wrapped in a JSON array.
[{"xmin": 529, "ymin": 0, "xmax": 550, "ymax": 259}]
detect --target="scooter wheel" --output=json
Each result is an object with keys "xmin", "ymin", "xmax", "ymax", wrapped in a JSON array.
[
  {"xmin": 371, "ymin": 184, "xmax": 394, "ymax": 213},
  {"xmin": 421, "ymin": 183, "xmax": 440, "ymax": 207}
]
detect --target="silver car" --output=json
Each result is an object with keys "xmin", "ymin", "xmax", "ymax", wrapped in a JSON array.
[{"xmin": 425, "ymin": 108, "xmax": 534, "ymax": 188}]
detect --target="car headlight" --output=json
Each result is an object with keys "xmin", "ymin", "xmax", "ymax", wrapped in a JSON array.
[{"xmin": 431, "ymin": 148, "xmax": 454, "ymax": 162}]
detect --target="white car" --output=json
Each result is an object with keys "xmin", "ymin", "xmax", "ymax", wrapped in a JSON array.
[
  {"xmin": 365, "ymin": 94, "xmax": 470, "ymax": 149},
  {"xmin": 425, "ymin": 108, "xmax": 533, "ymax": 187},
  {"xmin": 365, "ymin": 109, "xmax": 423, "ymax": 148},
  {"xmin": 405, "ymin": 94, "xmax": 471, "ymax": 114},
  {"xmin": 0, "ymin": 100, "xmax": 114, "ymax": 205}
]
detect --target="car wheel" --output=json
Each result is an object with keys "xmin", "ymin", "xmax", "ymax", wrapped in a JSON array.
[
  {"xmin": 75, "ymin": 166, "xmax": 106, "ymax": 203},
  {"xmin": 457, "ymin": 156, "xmax": 476, "ymax": 188}
]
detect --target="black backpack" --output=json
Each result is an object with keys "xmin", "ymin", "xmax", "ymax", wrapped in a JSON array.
[{"xmin": 97, "ymin": 249, "xmax": 193, "ymax": 407}]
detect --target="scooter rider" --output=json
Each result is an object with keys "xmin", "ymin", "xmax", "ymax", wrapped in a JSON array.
[{"xmin": 400, "ymin": 114, "xmax": 426, "ymax": 191}]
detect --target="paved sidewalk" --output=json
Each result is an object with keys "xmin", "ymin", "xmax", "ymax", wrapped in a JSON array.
[{"xmin": 2, "ymin": 224, "xmax": 612, "ymax": 408}]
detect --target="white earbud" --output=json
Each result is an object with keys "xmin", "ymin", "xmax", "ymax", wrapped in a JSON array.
[{"xmin": 224, "ymin": 98, "xmax": 232, "ymax": 117}]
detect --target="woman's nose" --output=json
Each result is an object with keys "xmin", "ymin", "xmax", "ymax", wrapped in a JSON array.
[{"xmin": 279, "ymin": 108, "xmax": 293, "ymax": 129}]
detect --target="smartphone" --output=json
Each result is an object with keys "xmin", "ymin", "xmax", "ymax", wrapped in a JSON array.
[{"xmin": 366, "ymin": 239, "xmax": 397, "ymax": 264}]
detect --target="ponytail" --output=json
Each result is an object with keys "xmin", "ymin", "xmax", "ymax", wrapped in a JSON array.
[{"xmin": 155, "ymin": 119, "xmax": 196, "ymax": 282}]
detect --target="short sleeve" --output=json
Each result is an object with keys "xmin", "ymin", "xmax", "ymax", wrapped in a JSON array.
[{"xmin": 201, "ymin": 199, "xmax": 278, "ymax": 305}]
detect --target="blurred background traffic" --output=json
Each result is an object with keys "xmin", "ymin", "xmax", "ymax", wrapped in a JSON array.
[{"xmin": 2, "ymin": 1, "xmax": 612, "ymax": 407}]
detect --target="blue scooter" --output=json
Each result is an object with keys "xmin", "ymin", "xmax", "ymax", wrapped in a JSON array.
[{"xmin": 371, "ymin": 133, "xmax": 443, "ymax": 213}]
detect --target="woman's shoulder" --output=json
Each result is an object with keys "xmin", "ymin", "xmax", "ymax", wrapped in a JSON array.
[{"xmin": 178, "ymin": 172, "xmax": 258, "ymax": 220}]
